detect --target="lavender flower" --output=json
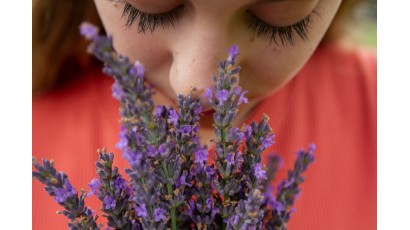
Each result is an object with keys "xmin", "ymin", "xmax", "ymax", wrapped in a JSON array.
[
  {"xmin": 133, "ymin": 60, "xmax": 145, "ymax": 77},
  {"xmin": 204, "ymin": 87, "xmax": 213, "ymax": 103},
  {"xmin": 227, "ymin": 45, "xmax": 239, "ymax": 65},
  {"xmin": 32, "ymin": 158, "xmax": 100, "ymax": 229},
  {"xmin": 168, "ymin": 109, "xmax": 179, "ymax": 126},
  {"xmin": 54, "ymin": 180, "xmax": 77, "ymax": 203},
  {"xmin": 112, "ymin": 82, "xmax": 123, "ymax": 100},
  {"xmin": 153, "ymin": 208, "xmax": 167, "ymax": 222},
  {"xmin": 33, "ymin": 23, "xmax": 316, "ymax": 230},
  {"xmin": 104, "ymin": 196, "xmax": 117, "ymax": 210},
  {"xmin": 265, "ymin": 145, "xmax": 315, "ymax": 229},
  {"xmin": 254, "ymin": 163, "xmax": 268, "ymax": 181},
  {"xmin": 194, "ymin": 148, "xmax": 209, "ymax": 166},
  {"xmin": 178, "ymin": 124, "xmax": 192, "ymax": 134},
  {"xmin": 87, "ymin": 178, "xmax": 101, "ymax": 197},
  {"xmin": 93, "ymin": 149, "xmax": 140, "ymax": 229},
  {"xmin": 216, "ymin": 89, "xmax": 229, "ymax": 105},
  {"xmin": 135, "ymin": 204, "xmax": 148, "ymax": 218},
  {"xmin": 262, "ymin": 133, "xmax": 275, "ymax": 149},
  {"xmin": 79, "ymin": 22, "xmax": 99, "ymax": 39},
  {"xmin": 176, "ymin": 170, "xmax": 192, "ymax": 187}
]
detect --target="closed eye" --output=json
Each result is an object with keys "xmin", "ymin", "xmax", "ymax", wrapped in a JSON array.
[
  {"xmin": 121, "ymin": 2, "xmax": 183, "ymax": 33},
  {"xmin": 245, "ymin": 10, "xmax": 318, "ymax": 46}
]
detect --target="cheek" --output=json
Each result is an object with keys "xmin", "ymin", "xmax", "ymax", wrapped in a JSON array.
[
  {"xmin": 240, "ymin": 43, "xmax": 315, "ymax": 101},
  {"xmin": 95, "ymin": 1, "xmax": 172, "ymax": 89},
  {"xmin": 108, "ymin": 27, "xmax": 171, "ymax": 78},
  {"xmin": 240, "ymin": 0, "xmax": 339, "ymax": 100}
]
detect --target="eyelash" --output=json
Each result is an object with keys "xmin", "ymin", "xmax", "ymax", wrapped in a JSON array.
[
  {"xmin": 246, "ymin": 11, "xmax": 316, "ymax": 46},
  {"xmin": 120, "ymin": 1, "xmax": 316, "ymax": 46},
  {"xmin": 121, "ymin": 2, "xmax": 182, "ymax": 33},
  {"xmin": 247, "ymin": 11, "xmax": 317, "ymax": 46}
]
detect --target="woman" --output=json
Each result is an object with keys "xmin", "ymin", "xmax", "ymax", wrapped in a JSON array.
[{"xmin": 33, "ymin": 0, "xmax": 376, "ymax": 229}]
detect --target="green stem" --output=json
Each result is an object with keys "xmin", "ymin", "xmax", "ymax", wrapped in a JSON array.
[
  {"xmin": 162, "ymin": 161, "xmax": 177, "ymax": 230},
  {"xmin": 220, "ymin": 125, "xmax": 228, "ymax": 230}
]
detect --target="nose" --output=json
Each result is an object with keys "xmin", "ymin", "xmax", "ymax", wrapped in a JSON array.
[{"xmin": 168, "ymin": 20, "xmax": 233, "ymax": 111}]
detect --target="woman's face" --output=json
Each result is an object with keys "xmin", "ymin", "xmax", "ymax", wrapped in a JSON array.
[{"xmin": 94, "ymin": 0, "xmax": 341, "ymax": 128}]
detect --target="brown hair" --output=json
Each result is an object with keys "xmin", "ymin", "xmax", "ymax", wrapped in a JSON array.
[
  {"xmin": 32, "ymin": 0, "xmax": 103, "ymax": 95},
  {"xmin": 32, "ymin": 0, "xmax": 366, "ymax": 94}
]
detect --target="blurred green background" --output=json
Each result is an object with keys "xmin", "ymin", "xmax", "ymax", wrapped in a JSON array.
[{"xmin": 355, "ymin": 0, "xmax": 377, "ymax": 48}]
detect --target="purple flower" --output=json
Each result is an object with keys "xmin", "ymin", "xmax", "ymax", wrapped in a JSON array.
[
  {"xmin": 205, "ymin": 198, "xmax": 213, "ymax": 209},
  {"xmin": 178, "ymin": 124, "xmax": 192, "ymax": 134},
  {"xmin": 153, "ymin": 208, "xmax": 166, "ymax": 222},
  {"xmin": 186, "ymin": 199, "xmax": 195, "ymax": 218},
  {"xmin": 272, "ymin": 199, "xmax": 284, "ymax": 213},
  {"xmin": 158, "ymin": 144, "xmax": 168, "ymax": 157},
  {"xmin": 265, "ymin": 186, "xmax": 284, "ymax": 213},
  {"xmin": 112, "ymin": 82, "xmax": 123, "ymax": 100},
  {"xmin": 154, "ymin": 105, "xmax": 164, "ymax": 117},
  {"xmin": 226, "ymin": 153, "xmax": 234, "ymax": 166},
  {"xmin": 244, "ymin": 125, "xmax": 253, "ymax": 139},
  {"xmin": 58, "ymin": 31, "xmax": 318, "ymax": 228},
  {"xmin": 123, "ymin": 148, "xmax": 142, "ymax": 167},
  {"xmin": 87, "ymin": 178, "xmax": 100, "ymax": 197},
  {"xmin": 194, "ymin": 104, "xmax": 202, "ymax": 115},
  {"xmin": 135, "ymin": 132, "xmax": 146, "ymax": 145},
  {"xmin": 65, "ymin": 180, "xmax": 77, "ymax": 197},
  {"xmin": 231, "ymin": 214, "xmax": 240, "ymax": 226},
  {"xmin": 192, "ymin": 124, "xmax": 200, "ymax": 133},
  {"xmin": 281, "ymin": 177, "xmax": 295, "ymax": 189},
  {"xmin": 147, "ymin": 145, "xmax": 158, "ymax": 157},
  {"xmin": 245, "ymin": 226, "xmax": 256, "ymax": 230},
  {"xmin": 204, "ymin": 87, "xmax": 213, "ymax": 103},
  {"xmin": 114, "ymin": 176, "xmax": 127, "ymax": 191},
  {"xmin": 227, "ymin": 45, "xmax": 239, "ymax": 64},
  {"xmin": 136, "ymin": 204, "xmax": 148, "ymax": 218},
  {"xmin": 79, "ymin": 22, "xmax": 98, "ymax": 40},
  {"xmin": 216, "ymin": 89, "xmax": 229, "ymax": 105},
  {"xmin": 168, "ymin": 109, "xmax": 179, "ymax": 126},
  {"xmin": 189, "ymin": 166, "xmax": 198, "ymax": 176},
  {"xmin": 115, "ymin": 127, "xmax": 128, "ymax": 150},
  {"xmin": 297, "ymin": 148, "xmax": 315, "ymax": 165},
  {"xmin": 254, "ymin": 163, "xmax": 267, "ymax": 181},
  {"xmin": 261, "ymin": 133, "xmax": 275, "ymax": 149},
  {"xmin": 235, "ymin": 152, "xmax": 244, "ymax": 166},
  {"xmin": 204, "ymin": 165, "xmax": 215, "ymax": 181},
  {"xmin": 301, "ymin": 143, "xmax": 316, "ymax": 163},
  {"xmin": 54, "ymin": 188, "xmax": 68, "ymax": 203},
  {"xmin": 233, "ymin": 86, "xmax": 241, "ymax": 96},
  {"xmin": 134, "ymin": 61, "xmax": 144, "ymax": 77},
  {"xmin": 211, "ymin": 205, "xmax": 219, "ymax": 218},
  {"xmin": 309, "ymin": 143, "xmax": 316, "ymax": 152},
  {"xmin": 194, "ymin": 148, "xmax": 209, "ymax": 165},
  {"xmin": 229, "ymin": 127, "xmax": 245, "ymax": 141},
  {"xmin": 103, "ymin": 195, "xmax": 116, "ymax": 210},
  {"xmin": 205, "ymin": 165, "xmax": 214, "ymax": 177},
  {"xmin": 54, "ymin": 180, "xmax": 77, "ymax": 203},
  {"xmin": 238, "ymin": 90, "xmax": 249, "ymax": 104},
  {"xmin": 176, "ymin": 170, "xmax": 192, "ymax": 187}
]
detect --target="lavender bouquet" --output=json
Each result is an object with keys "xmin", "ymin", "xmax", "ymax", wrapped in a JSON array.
[{"xmin": 33, "ymin": 22, "xmax": 315, "ymax": 230}]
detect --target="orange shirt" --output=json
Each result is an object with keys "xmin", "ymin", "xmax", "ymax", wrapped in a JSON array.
[{"xmin": 33, "ymin": 43, "xmax": 376, "ymax": 229}]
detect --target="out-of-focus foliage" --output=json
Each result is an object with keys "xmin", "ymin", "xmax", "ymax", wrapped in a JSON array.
[{"xmin": 355, "ymin": 0, "xmax": 377, "ymax": 47}]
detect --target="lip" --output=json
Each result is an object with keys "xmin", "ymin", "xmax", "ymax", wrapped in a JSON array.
[{"xmin": 201, "ymin": 108, "xmax": 215, "ymax": 117}]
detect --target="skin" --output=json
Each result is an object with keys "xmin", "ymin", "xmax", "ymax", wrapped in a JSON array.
[{"xmin": 94, "ymin": 0, "xmax": 342, "ymax": 144}]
